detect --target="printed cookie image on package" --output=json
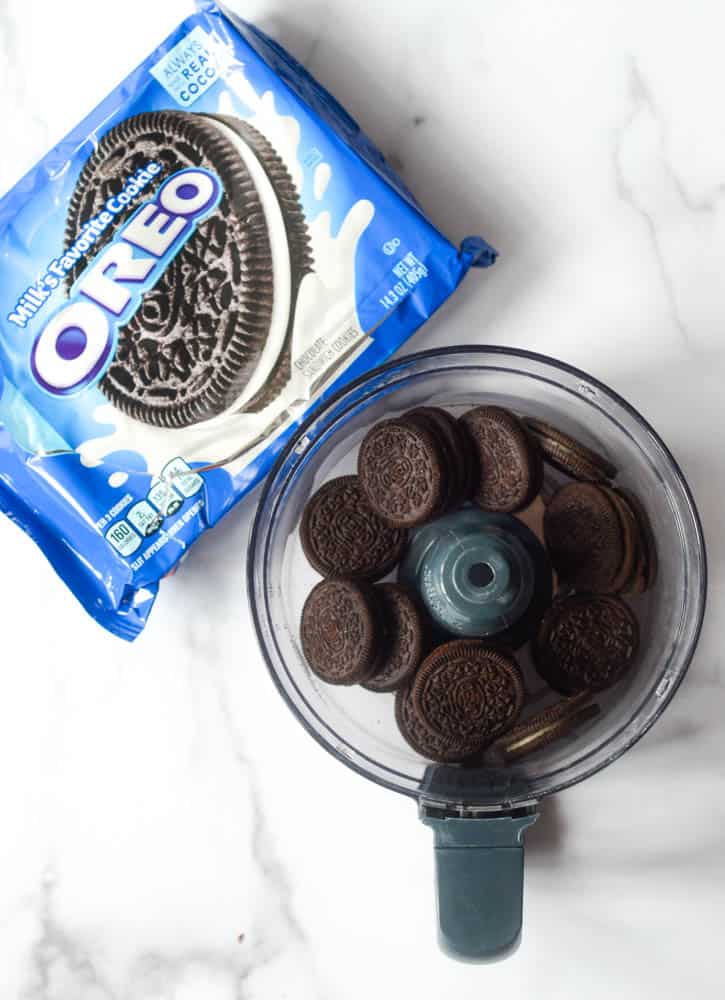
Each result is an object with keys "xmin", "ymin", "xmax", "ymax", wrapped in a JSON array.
[
  {"xmin": 64, "ymin": 111, "xmax": 314, "ymax": 428},
  {"xmin": 0, "ymin": 0, "xmax": 496, "ymax": 638}
]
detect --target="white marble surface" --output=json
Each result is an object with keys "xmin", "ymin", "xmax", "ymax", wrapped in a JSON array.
[{"xmin": 0, "ymin": 0, "xmax": 724, "ymax": 996}]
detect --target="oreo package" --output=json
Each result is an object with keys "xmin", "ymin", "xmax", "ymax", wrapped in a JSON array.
[{"xmin": 0, "ymin": 0, "xmax": 495, "ymax": 638}]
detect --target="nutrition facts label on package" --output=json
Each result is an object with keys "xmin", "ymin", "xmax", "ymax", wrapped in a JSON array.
[{"xmin": 103, "ymin": 458, "xmax": 205, "ymax": 559}]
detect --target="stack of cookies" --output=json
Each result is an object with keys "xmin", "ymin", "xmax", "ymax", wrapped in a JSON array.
[{"xmin": 298, "ymin": 405, "xmax": 656, "ymax": 766}]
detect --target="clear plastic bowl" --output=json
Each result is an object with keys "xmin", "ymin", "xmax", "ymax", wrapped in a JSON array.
[
  {"xmin": 249, "ymin": 346, "xmax": 706, "ymax": 804},
  {"xmin": 247, "ymin": 347, "xmax": 707, "ymax": 961}
]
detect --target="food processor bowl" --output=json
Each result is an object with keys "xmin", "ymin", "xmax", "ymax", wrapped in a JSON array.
[{"xmin": 248, "ymin": 347, "xmax": 706, "ymax": 961}]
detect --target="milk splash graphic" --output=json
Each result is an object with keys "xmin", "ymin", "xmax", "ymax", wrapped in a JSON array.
[{"xmin": 77, "ymin": 59, "xmax": 375, "ymax": 482}]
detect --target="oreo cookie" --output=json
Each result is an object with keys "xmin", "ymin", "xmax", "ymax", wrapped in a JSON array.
[
  {"xmin": 534, "ymin": 593, "xmax": 640, "ymax": 694},
  {"xmin": 358, "ymin": 417, "xmax": 447, "ymax": 527},
  {"xmin": 300, "ymin": 476, "xmax": 407, "ymax": 581},
  {"xmin": 461, "ymin": 406, "xmax": 542, "ymax": 513},
  {"xmin": 544, "ymin": 482, "xmax": 627, "ymax": 592},
  {"xmin": 363, "ymin": 583, "xmax": 427, "ymax": 693},
  {"xmin": 524, "ymin": 418, "xmax": 617, "ymax": 483},
  {"xmin": 300, "ymin": 577, "xmax": 384, "ymax": 685},
  {"xmin": 490, "ymin": 693, "xmax": 601, "ymax": 761},
  {"xmin": 395, "ymin": 683, "xmax": 482, "ymax": 763},
  {"xmin": 65, "ymin": 110, "xmax": 313, "ymax": 428},
  {"xmin": 615, "ymin": 488, "xmax": 658, "ymax": 594},
  {"xmin": 600, "ymin": 485, "xmax": 638, "ymax": 593},
  {"xmin": 405, "ymin": 407, "xmax": 471, "ymax": 511},
  {"xmin": 411, "ymin": 640, "xmax": 525, "ymax": 750},
  {"xmin": 402, "ymin": 410, "xmax": 455, "ymax": 516}
]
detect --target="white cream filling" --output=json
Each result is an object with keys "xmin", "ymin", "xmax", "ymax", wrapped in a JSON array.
[{"xmin": 204, "ymin": 118, "xmax": 293, "ymax": 418}]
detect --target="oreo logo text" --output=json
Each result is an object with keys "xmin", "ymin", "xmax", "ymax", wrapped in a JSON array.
[{"xmin": 31, "ymin": 168, "xmax": 222, "ymax": 396}]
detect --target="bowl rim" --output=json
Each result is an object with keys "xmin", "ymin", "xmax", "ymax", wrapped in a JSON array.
[{"xmin": 247, "ymin": 345, "xmax": 708, "ymax": 805}]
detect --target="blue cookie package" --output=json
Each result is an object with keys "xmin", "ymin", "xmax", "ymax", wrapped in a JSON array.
[{"xmin": 0, "ymin": 0, "xmax": 495, "ymax": 639}]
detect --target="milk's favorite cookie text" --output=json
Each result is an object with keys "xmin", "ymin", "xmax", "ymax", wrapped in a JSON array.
[{"xmin": 8, "ymin": 162, "xmax": 163, "ymax": 331}]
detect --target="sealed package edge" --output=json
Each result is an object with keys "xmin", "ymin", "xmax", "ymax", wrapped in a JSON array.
[{"xmin": 0, "ymin": 0, "xmax": 496, "ymax": 639}]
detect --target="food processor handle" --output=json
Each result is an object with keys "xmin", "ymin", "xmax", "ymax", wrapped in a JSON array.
[{"xmin": 421, "ymin": 809, "xmax": 539, "ymax": 962}]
